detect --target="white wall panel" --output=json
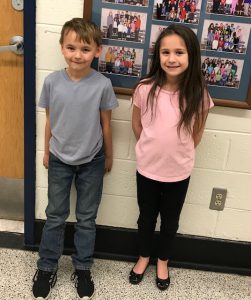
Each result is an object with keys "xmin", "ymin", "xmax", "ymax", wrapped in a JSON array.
[{"xmin": 35, "ymin": 0, "xmax": 251, "ymax": 242}]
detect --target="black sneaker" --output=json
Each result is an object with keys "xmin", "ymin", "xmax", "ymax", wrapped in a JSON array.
[
  {"xmin": 32, "ymin": 269, "xmax": 57, "ymax": 299},
  {"xmin": 71, "ymin": 269, "xmax": 94, "ymax": 299}
]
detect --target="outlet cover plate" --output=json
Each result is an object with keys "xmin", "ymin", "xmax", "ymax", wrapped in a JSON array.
[{"xmin": 210, "ymin": 188, "xmax": 227, "ymax": 211}]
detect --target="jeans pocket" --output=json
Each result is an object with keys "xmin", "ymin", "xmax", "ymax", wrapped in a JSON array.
[{"xmin": 49, "ymin": 152, "xmax": 61, "ymax": 163}]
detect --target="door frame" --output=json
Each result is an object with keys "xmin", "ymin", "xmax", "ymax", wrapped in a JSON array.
[{"xmin": 24, "ymin": 1, "xmax": 36, "ymax": 245}]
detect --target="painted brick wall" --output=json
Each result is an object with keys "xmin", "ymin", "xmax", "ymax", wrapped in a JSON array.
[{"xmin": 36, "ymin": 0, "xmax": 251, "ymax": 242}]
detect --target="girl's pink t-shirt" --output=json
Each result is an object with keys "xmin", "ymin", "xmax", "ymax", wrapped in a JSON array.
[{"xmin": 133, "ymin": 84, "xmax": 214, "ymax": 182}]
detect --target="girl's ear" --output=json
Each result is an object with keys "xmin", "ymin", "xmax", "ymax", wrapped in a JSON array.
[{"xmin": 95, "ymin": 45, "xmax": 102, "ymax": 58}]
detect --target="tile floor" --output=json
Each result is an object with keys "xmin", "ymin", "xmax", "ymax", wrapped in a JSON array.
[
  {"xmin": 1, "ymin": 248, "xmax": 251, "ymax": 299},
  {"xmin": 0, "ymin": 220, "xmax": 251, "ymax": 300}
]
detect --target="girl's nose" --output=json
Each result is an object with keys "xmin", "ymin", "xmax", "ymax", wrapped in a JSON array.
[{"xmin": 168, "ymin": 53, "xmax": 176, "ymax": 62}]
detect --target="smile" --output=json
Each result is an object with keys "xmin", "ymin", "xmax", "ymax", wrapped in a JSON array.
[{"xmin": 166, "ymin": 66, "xmax": 180, "ymax": 69}]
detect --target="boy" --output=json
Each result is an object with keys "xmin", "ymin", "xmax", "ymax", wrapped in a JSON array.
[{"xmin": 32, "ymin": 18, "xmax": 118, "ymax": 300}]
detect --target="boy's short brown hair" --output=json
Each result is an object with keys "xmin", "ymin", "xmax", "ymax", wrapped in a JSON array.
[{"xmin": 60, "ymin": 18, "xmax": 102, "ymax": 46}]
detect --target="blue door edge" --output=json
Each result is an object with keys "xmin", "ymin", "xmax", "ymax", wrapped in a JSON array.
[{"xmin": 24, "ymin": 1, "xmax": 36, "ymax": 245}]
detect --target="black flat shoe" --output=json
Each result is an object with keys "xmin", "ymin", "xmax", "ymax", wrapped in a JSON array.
[
  {"xmin": 129, "ymin": 265, "xmax": 148, "ymax": 285},
  {"xmin": 156, "ymin": 276, "xmax": 170, "ymax": 291}
]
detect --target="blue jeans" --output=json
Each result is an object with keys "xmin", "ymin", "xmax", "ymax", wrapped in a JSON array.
[{"xmin": 37, "ymin": 147, "xmax": 105, "ymax": 272}]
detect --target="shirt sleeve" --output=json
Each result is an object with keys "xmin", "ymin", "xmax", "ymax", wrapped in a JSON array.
[
  {"xmin": 38, "ymin": 77, "xmax": 50, "ymax": 108},
  {"xmin": 100, "ymin": 79, "xmax": 119, "ymax": 111},
  {"xmin": 201, "ymin": 89, "xmax": 214, "ymax": 112},
  {"xmin": 132, "ymin": 84, "xmax": 143, "ymax": 109},
  {"xmin": 208, "ymin": 93, "xmax": 214, "ymax": 109}
]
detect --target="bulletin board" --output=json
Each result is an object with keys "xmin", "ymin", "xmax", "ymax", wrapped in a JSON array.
[{"xmin": 84, "ymin": 1, "xmax": 251, "ymax": 109}]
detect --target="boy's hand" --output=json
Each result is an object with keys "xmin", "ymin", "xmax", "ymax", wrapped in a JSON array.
[
  {"xmin": 104, "ymin": 156, "xmax": 113, "ymax": 173},
  {"xmin": 43, "ymin": 154, "xmax": 49, "ymax": 169}
]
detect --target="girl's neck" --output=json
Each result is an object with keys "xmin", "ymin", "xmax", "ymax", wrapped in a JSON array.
[{"xmin": 162, "ymin": 81, "xmax": 179, "ymax": 93}]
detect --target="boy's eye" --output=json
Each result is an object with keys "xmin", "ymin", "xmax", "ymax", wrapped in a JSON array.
[
  {"xmin": 67, "ymin": 46, "xmax": 75, "ymax": 50},
  {"xmin": 82, "ymin": 48, "xmax": 90, "ymax": 52}
]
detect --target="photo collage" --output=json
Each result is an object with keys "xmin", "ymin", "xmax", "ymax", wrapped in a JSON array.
[
  {"xmin": 94, "ymin": 0, "xmax": 251, "ymax": 95},
  {"xmin": 153, "ymin": 0, "xmax": 203, "ymax": 24},
  {"xmin": 99, "ymin": 1, "xmax": 149, "ymax": 78},
  {"xmin": 200, "ymin": 0, "xmax": 250, "ymax": 89}
]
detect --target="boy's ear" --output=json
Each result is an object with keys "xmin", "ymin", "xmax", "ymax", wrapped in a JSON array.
[{"xmin": 95, "ymin": 45, "xmax": 102, "ymax": 58}]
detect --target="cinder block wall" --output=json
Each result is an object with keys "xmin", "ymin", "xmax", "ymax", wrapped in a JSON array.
[{"xmin": 36, "ymin": 0, "xmax": 251, "ymax": 243}]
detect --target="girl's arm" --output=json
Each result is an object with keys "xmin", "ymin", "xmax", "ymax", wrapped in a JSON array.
[
  {"xmin": 132, "ymin": 105, "xmax": 142, "ymax": 140},
  {"xmin": 100, "ymin": 110, "xmax": 113, "ymax": 172},
  {"xmin": 193, "ymin": 112, "xmax": 208, "ymax": 148},
  {"xmin": 43, "ymin": 108, "xmax": 52, "ymax": 169},
  {"xmin": 193, "ymin": 88, "xmax": 214, "ymax": 147}
]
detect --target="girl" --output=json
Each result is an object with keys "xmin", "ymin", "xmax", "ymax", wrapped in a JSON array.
[
  {"xmin": 114, "ymin": 56, "xmax": 121, "ymax": 73},
  {"xmin": 105, "ymin": 47, "xmax": 115, "ymax": 73},
  {"xmin": 215, "ymin": 69, "xmax": 222, "ymax": 85},
  {"xmin": 207, "ymin": 29, "xmax": 214, "ymax": 48},
  {"xmin": 129, "ymin": 24, "xmax": 214, "ymax": 291},
  {"xmin": 168, "ymin": 6, "xmax": 177, "ymax": 21},
  {"xmin": 218, "ymin": 37, "xmax": 224, "ymax": 50},
  {"xmin": 231, "ymin": 0, "xmax": 238, "ymax": 14},
  {"xmin": 106, "ymin": 11, "xmax": 113, "ymax": 38},
  {"xmin": 236, "ymin": 0, "xmax": 244, "ymax": 15}
]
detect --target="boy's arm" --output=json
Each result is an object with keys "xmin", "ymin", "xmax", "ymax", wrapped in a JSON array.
[
  {"xmin": 43, "ymin": 108, "xmax": 52, "ymax": 169},
  {"xmin": 132, "ymin": 105, "xmax": 142, "ymax": 141},
  {"xmin": 100, "ymin": 110, "xmax": 113, "ymax": 173}
]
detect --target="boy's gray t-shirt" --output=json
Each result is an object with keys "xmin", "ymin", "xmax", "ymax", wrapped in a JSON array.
[{"xmin": 39, "ymin": 69, "xmax": 118, "ymax": 165}]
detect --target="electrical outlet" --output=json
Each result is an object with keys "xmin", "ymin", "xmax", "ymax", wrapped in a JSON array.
[{"xmin": 209, "ymin": 188, "xmax": 227, "ymax": 211}]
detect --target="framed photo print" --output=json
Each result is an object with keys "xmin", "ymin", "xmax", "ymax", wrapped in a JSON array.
[{"xmin": 84, "ymin": 0, "xmax": 251, "ymax": 108}]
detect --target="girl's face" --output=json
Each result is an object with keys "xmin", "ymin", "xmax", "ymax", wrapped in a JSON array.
[{"xmin": 159, "ymin": 34, "xmax": 189, "ymax": 81}]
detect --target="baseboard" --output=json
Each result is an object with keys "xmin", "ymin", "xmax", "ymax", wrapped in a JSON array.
[
  {"xmin": 0, "ymin": 231, "xmax": 24, "ymax": 250},
  {"xmin": 20, "ymin": 220, "xmax": 251, "ymax": 275}
]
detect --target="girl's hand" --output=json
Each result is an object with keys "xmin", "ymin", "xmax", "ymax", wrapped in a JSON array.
[
  {"xmin": 104, "ymin": 156, "xmax": 113, "ymax": 173},
  {"xmin": 43, "ymin": 154, "xmax": 49, "ymax": 169}
]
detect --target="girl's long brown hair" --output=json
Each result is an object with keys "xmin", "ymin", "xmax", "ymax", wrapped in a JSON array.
[{"xmin": 133, "ymin": 23, "xmax": 210, "ymax": 137}]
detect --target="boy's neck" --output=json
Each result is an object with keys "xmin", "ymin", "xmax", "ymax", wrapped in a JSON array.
[{"xmin": 65, "ymin": 67, "xmax": 92, "ymax": 81}]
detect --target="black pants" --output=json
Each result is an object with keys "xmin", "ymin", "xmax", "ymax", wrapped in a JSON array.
[{"xmin": 136, "ymin": 172, "xmax": 190, "ymax": 260}]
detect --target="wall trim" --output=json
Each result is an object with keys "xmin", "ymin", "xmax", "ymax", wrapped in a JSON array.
[
  {"xmin": 0, "ymin": 232, "xmax": 24, "ymax": 250},
  {"xmin": 20, "ymin": 221, "xmax": 251, "ymax": 275},
  {"xmin": 24, "ymin": 0, "xmax": 36, "ymax": 245}
]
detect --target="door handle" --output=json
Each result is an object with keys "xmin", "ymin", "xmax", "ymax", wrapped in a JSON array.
[{"xmin": 0, "ymin": 36, "xmax": 24, "ymax": 55}]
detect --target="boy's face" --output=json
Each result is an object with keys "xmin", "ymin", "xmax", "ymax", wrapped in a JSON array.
[{"xmin": 61, "ymin": 30, "xmax": 101, "ymax": 74}]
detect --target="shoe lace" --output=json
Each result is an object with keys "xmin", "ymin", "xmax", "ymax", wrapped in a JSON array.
[
  {"xmin": 71, "ymin": 270, "xmax": 92, "ymax": 288},
  {"xmin": 33, "ymin": 269, "xmax": 57, "ymax": 288}
]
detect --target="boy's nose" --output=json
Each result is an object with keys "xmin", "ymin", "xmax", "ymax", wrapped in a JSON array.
[{"xmin": 74, "ymin": 51, "xmax": 82, "ymax": 58}]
